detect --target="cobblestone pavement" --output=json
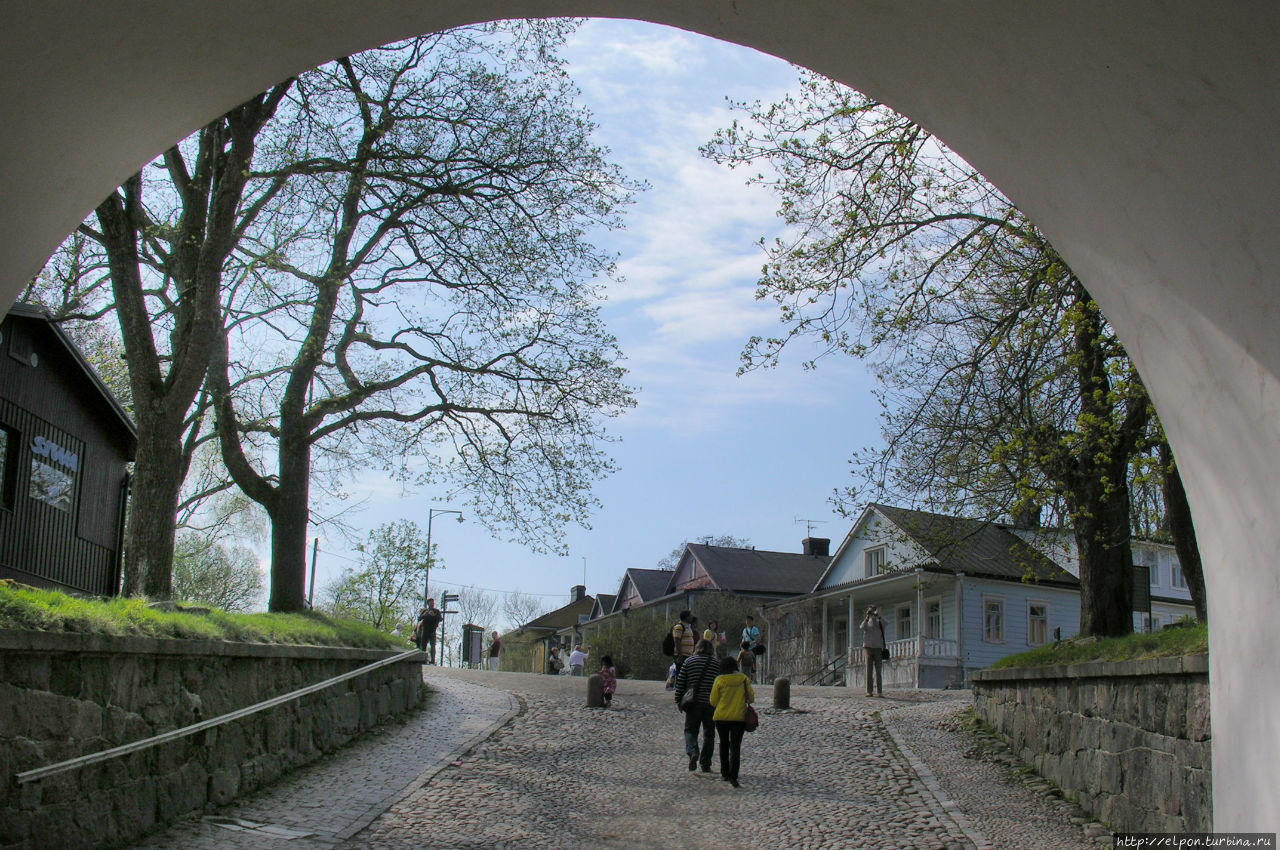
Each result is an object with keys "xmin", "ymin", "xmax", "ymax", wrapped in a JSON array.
[{"xmin": 132, "ymin": 669, "xmax": 1107, "ymax": 849}]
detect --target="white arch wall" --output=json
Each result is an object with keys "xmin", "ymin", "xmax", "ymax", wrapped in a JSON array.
[{"xmin": 2, "ymin": 2, "xmax": 1276, "ymax": 828}]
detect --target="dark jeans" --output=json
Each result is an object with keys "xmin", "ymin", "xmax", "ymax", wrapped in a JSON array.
[
  {"xmin": 715, "ymin": 720, "xmax": 746, "ymax": 781},
  {"xmin": 683, "ymin": 703, "xmax": 715, "ymax": 767},
  {"xmin": 866, "ymin": 649, "xmax": 883, "ymax": 694}
]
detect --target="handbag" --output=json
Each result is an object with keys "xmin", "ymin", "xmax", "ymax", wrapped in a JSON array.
[
  {"xmin": 678, "ymin": 659, "xmax": 712, "ymax": 710},
  {"xmin": 744, "ymin": 703, "xmax": 759, "ymax": 732}
]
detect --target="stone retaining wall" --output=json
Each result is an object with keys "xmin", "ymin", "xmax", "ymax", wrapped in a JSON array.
[
  {"xmin": 0, "ymin": 630, "xmax": 424, "ymax": 849},
  {"xmin": 970, "ymin": 654, "xmax": 1210, "ymax": 833}
]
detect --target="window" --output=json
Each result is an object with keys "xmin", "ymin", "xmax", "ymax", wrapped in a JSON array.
[
  {"xmin": 1028, "ymin": 602, "xmax": 1049, "ymax": 646},
  {"xmin": 865, "ymin": 546, "xmax": 887, "ymax": 577},
  {"xmin": 1171, "ymin": 559, "xmax": 1187, "ymax": 589},
  {"xmin": 896, "ymin": 604, "xmax": 913, "ymax": 640},
  {"xmin": 925, "ymin": 599, "xmax": 942, "ymax": 639},
  {"xmin": 1139, "ymin": 548, "xmax": 1159, "ymax": 586},
  {"xmin": 983, "ymin": 597, "xmax": 1005, "ymax": 643},
  {"xmin": 0, "ymin": 425, "xmax": 15, "ymax": 508}
]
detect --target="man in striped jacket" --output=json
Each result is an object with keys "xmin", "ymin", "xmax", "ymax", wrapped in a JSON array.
[{"xmin": 674, "ymin": 639, "xmax": 719, "ymax": 773}]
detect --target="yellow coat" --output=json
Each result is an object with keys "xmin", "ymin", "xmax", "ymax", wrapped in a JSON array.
[{"xmin": 709, "ymin": 672, "xmax": 754, "ymax": 722}]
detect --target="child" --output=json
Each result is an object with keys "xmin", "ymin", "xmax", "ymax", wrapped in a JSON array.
[
  {"xmin": 736, "ymin": 640, "xmax": 757, "ymax": 683},
  {"xmin": 599, "ymin": 655, "xmax": 617, "ymax": 706},
  {"xmin": 665, "ymin": 661, "xmax": 677, "ymax": 690}
]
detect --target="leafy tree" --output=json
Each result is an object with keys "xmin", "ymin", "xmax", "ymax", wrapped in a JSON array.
[
  {"xmin": 322, "ymin": 519, "xmax": 430, "ymax": 631},
  {"xmin": 208, "ymin": 25, "xmax": 638, "ymax": 611},
  {"xmin": 705, "ymin": 73, "xmax": 1202, "ymax": 636},
  {"xmin": 171, "ymin": 534, "xmax": 264, "ymax": 612},
  {"xmin": 655, "ymin": 535, "xmax": 753, "ymax": 571}
]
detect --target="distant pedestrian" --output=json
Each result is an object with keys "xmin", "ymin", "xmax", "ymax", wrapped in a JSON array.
[
  {"xmin": 487, "ymin": 630, "xmax": 502, "ymax": 671},
  {"xmin": 860, "ymin": 605, "xmax": 886, "ymax": 696},
  {"xmin": 414, "ymin": 599, "xmax": 443, "ymax": 664},
  {"xmin": 672, "ymin": 610, "xmax": 697, "ymax": 676},
  {"xmin": 709, "ymin": 655, "xmax": 755, "ymax": 788},
  {"xmin": 674, "ymin": 638, "xmax": 718, "ymax": 774},
  {"xmin": 741, "ymin": 615, "xmax": 760, "ymax": 650},
  {"xmin": 547, "ymin": 647, "xmax": 565, "ymax": 675},
  {"xmin": 599, "ymin": 655, "xmax": 617, "ymax": 707},
  {"xmin": 569, "ymin": 644, "xmax": 589, "ymax": 676},
  {"xmin": 665, "ymin": 661, "xmax": 677, "ymax": 690},
  {"xmin": 703, "ymin": 619, "xmax": 725, "ymax": 653},
  {"xmin": 736, "ymin": 640, "xmax": 757, "ymax": 683}
]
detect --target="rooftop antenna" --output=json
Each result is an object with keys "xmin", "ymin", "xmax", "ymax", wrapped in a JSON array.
[{"xmin": 795, "ymin": 516, "xmax": 826, "ymax": 537}]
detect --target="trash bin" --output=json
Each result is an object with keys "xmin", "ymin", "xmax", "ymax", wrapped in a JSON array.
[{"xmin": 461, "ymin": 623, "xmax": 483, "ymax": 667}]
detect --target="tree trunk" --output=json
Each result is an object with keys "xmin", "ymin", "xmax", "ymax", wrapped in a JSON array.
[
  {"xmin": 121, "ymin": 424, "xmax": 185, "ymax": 599},
  {"xmin": 1074, "ymin": 456, "xmax": 1136, "ymax": 636},
  {"xmin": 268, "ymin": 425, "xmax": 311, "ymax": 612},
  {"xmin": 1160, "ymin": 441, "xmax": 1207, "ymax": 621}
]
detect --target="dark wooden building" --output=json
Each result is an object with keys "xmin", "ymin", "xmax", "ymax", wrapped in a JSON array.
[{"xmin": 0, "ymin": 304, "xmax": 135, "ymax": 595}]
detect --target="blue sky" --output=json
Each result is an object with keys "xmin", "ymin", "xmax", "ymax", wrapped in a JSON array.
[{"xmin": 315, "ymin": 20, "xmax": 882, "ymax": 623}]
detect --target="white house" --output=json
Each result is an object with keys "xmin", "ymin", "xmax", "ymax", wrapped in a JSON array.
[{"xmin": 761, "ymin": 504, "xmax": 1196, "ymax": 690}]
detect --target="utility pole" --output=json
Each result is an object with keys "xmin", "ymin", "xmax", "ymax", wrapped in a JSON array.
[
  {"xmin": 306, "ymin": 537, "xmax": 319, "ymax": 609},
  {"xmin": 424, "ymin": 507, "xmax": 463, "ymax": 607}
]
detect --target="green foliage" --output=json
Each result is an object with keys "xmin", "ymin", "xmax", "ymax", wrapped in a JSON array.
[
  {"xmin": 0, "ymin": 580, "xmax": 397, "ymax": 648},
  {"xmin": 171, "ymin": 534, "xmax": 264, "ymax": 612},
  {"xmin": 321, "ymin": 520, "xmax": 429, "ymax": 632},
  {"xmin": 992, "ymin": 621, "xmax": 1207, "ymax": 669}
]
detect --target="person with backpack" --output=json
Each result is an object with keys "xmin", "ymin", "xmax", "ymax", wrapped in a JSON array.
[
  {"xmin": 673, "ymin": 639, "xmax": 718, "ymax": 774},
  {"xmin": 670, "ymin": 610, "xmax": 696, "ymax": 676}
]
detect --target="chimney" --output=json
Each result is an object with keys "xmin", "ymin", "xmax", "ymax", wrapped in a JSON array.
[
  {"xmin": 570, "ymin": 584, "xmax": 586, "ymax": 603},
  {"xmin": 802, "ymin": 537, "xmax": 831, "ymax": 557}
]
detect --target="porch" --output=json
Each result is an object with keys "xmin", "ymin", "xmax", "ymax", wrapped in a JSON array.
[{"xmin": 847, "ymin": 636, "xmax": 964, "ymax": 690}]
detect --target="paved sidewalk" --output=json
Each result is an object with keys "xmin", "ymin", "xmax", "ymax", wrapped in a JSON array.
[
  {"xmin": 131, "ymin": 669, "xmax": 1105, "ymax": 849},
  {"xmin": 131, "ymin": 671, "xmax": 516, "ymax": 849}
]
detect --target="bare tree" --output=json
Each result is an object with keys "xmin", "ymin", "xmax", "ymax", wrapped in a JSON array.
[{"xmin": 501, "ymin": 589, "xmax": 548, "ymax": 630}]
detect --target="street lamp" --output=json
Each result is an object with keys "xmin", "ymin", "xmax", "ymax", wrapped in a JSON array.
[{"xmin": 424, "ymin": 507, "xmax": 464, "ymax": 607}]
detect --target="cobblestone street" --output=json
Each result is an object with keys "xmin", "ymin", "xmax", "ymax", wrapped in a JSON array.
[{"xmin": 131, "ymin": 668, "xmax": 1104, "ymax": 849}]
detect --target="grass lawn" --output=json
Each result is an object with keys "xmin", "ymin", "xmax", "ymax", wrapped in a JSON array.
[
  {"xmin": 0, "ymin": 580, "xmax": 399, "ymax": 649},
  {"xmin": 992, "ymin": 620, "xmax": 1207, "ymax": 669}
]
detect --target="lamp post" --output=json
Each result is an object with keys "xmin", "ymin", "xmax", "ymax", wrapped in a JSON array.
[{"xmin": 424, "ymin": 507, "xmax": 463, "ymax": 607}]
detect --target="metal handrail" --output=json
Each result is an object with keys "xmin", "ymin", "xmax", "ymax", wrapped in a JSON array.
[
  {"xmin": 16, "ymin": 647, "xmax": 423, "ymax": 784},
  {"xmin": 798, "ymin": 655, "xmax": 847, "ymax": 686}
]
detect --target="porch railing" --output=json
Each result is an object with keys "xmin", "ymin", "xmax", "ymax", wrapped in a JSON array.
[{"xmin": 849, "ymin": 636, "xmax": 958, "ymax": 666}]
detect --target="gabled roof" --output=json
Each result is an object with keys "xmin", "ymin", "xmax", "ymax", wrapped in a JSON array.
[
  {"xmin": 681, "ymin": 543, "xmax": 830, "ymax": 596},
  {"xmin": 614, "ymin": 567, "xmax": 674, "ymax": 611},
  {"xmin": 521, "ymin": 595, "xmax": 595, "ymax": 632},
  {"xmin": 588, "ymin": 594, "xmax": 616, "ymax": 620},
  {"xmin": 870, "ymin": 503, "xmax": 1077, "ymax": 585},
  {"xmin": 6, "ymin": 303, "xmax": 137, "ymax": 445}
]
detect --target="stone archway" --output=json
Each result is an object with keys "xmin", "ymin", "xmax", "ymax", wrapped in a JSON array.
[{"xmin": 1, "ymin": 2, "xmax": 1276, "ymax": 828}]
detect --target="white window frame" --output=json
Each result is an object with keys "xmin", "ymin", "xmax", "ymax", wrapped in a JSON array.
[
  {"xmin": 1140, "ymin": 548, "xmax": 1160, "ymax": 587},
  {"xmin": 895, "ymin": 603, "xmax": 913, "ymax": 640},
  {"xmin": 1170, "ymin": 559, "xmax": 1187, "ymax": 590},
  {"xmin": 864, "ymin": 546, "xmax": 887, "ymax": 577},
  {"xmin": 1027, "ymin": 600, "xmax": 1049, "ymax": 646},
  {"xmin": 983, "ymin": 596, "xmax": 1005, "ymax": 644},
  {"xmin": 925, "ymin": 597, "xmax": 943, "ymax": 639}
]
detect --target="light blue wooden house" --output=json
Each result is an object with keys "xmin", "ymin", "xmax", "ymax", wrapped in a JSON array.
[{"xmin": 761, "ymin": 504, "xmax": 1195, "ymax": 689}]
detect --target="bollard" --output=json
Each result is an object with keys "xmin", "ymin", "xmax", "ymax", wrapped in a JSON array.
[
  {"xmin": 586, "ymin": 672, "xmax": 604, "ymax": 708},
  {"xmin": 773, "ymin": 677, "xmax": 790, "ymax": 710}
]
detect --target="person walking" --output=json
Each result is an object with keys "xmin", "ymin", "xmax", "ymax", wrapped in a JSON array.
[
  {"xmin": 568, "ymin": 644, "xmax": 589, "ymax": 676},
  {"xmin": 673, "ymin": 639, "xmax": 719, "ymax": 774},
  {"xmin": 599, "ymin": 655, "xmax": 617, "ymax": 707},
  {"xmin": 703, "ymin": 619, "xmax": 725, "ymax": 654},
  {"xmin": 672, "ymin": 610, "xmax": 697, "ymax": 676},
  {"xmin": 860, "ymin": 605, "xmax": 886, "ymax": 696},
  {"xmin": 741, "ymin": 615, "xmax": 760, "ymax": 649},
  {"xmin": 414, "ymin": 600, "xmax": 443, "ymax": 664},
  {"xmin": 736, "ymin": 639, "xmax": 757, "ymax": 684},
  {"xmin": 709, "ymin": 655, "xmax": 755, "ymax": 788},
  {"xmin": 486, "ymin": 630, "xmax": 502, "ymax": 671}
]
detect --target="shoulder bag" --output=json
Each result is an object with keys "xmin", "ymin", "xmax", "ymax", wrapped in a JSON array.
[{"xmin": 743, "ymin": 678, "xmax": 759, "ymax": 732}]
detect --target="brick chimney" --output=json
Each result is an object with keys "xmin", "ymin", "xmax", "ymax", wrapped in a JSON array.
[
  {"xmin": 802, "ymin": 537, "xmax": 831, "ymax": 557},
  {"xmin": 570, "ymin": 584, "xmax": 586, "ymax": 602}
]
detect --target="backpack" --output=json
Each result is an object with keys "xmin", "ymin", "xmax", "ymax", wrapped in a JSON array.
[{"xmin": 662, "ymin": 624, "xmax": 677, "ymax": 657}]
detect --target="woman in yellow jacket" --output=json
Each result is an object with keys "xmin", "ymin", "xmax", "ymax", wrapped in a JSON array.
[{"xmin": 708, "ymin": 656, "xmax": 754, "ymax": 787}]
